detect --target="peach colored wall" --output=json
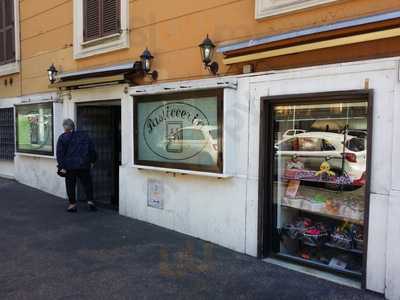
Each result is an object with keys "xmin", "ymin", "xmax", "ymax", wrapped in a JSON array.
[
  {"xmin": 0, "ymin": 73, "xmax": 20, "ymax": 98},
  {"xmin": 0, "ymin": 0, "xmax": 399, "ymax": 98}
]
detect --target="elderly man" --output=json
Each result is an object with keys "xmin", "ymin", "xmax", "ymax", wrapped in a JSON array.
[{"xmin": 56, "ymin": 119, "xmax": 97, "ymax": 212}]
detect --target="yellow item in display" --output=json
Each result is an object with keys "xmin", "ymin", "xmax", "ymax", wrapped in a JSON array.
[{"xmin": 316, "ymin": 161, "xmax": 336, "ymax": 177}]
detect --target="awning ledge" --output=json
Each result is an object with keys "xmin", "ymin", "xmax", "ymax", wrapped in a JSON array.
[
  {"xmin": 219, "ymin": 10, "xmax": 400, "ymax": 65},
  {"xmin": 223, "ymin": 27, "xmax": 400, "ymax": 65},
  {"xmin": 130, "ymin": 77, "xmax": 238, "ymax": 96},
  {"xmin": 51, "ymin": 62, "xmax": 141, "ymax": 89}
]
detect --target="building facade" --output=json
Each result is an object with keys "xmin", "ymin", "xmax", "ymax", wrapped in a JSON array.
[{"xmin": 1, "ymin": 0, "xmax": 400, "ymax": 298}]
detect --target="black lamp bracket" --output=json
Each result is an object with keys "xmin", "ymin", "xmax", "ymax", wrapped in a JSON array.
[
  {"xmin": 133, "ymin": 61, "xmax": 158, "ymax": 80},
  {"xmin": 207, "ymin": 62, "xmax": 219, "ymax": 75}
]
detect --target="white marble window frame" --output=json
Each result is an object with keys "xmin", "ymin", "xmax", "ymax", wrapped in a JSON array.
[
  {"xmin": 0, "ymin": 0, "xmax": 20, "ymax": 77},
  {"xmin": 255, "ymin": 0, "xmax": 338, "ymax": 19},
  {"xmin": 73, "ymin": 0, "xmax": 130, "ymax": 60}
]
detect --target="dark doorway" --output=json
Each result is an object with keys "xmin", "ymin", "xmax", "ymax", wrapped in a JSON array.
[{"xmin": 77, "ymin": 101, "xmax": 121, "ymax": 210}]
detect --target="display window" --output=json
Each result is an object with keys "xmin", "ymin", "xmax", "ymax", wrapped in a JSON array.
[
  {"xmin": 15, "ymin": 102, "xmax": 54, "ymax": 156},
  {"xmin": 261, "ymin": 91, "xmax": 372, "ymax": 281},
  {"xmin": 134, "ymin": 90, "xmax": 223, "ymax": 173}
]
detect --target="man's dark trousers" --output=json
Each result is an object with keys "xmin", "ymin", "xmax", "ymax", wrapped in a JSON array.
[{"xmin": 65, "ymin": 169, "xmax": 93, "ymax": 204}]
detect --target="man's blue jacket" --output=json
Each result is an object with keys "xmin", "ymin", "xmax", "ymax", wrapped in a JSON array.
[{"xmin": 56, "ymin": 131, "xmax": 97, "ymax": 170}]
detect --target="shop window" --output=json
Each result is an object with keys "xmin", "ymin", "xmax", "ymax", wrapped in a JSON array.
[
  {"xmin": 134, "ymin": 90, "xmax": 223, "ymax": 173},
  {"xmin": 0, "ymin": 107, "xmax": 14, "ymax": 160},
  {"xmin": 255, "ymin": 0, "xmax": 337, "ymax": 19},
  {"xmin": 15, "ymin": 103, "xmax": 54, "ymax": 156},
  {"xmin": 261, "ymin": 92, "xmax": 372, "ymax": 279}
]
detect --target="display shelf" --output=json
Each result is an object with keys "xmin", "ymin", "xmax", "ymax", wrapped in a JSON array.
[
  {"xmin": 282, "ymin": 204, "xmax": 364, "ymax": 225},
  {"xmin": 282, "ymin": 232, "xmax": 364, "ymax": 255},
  {"xmin": 294, "ymin": 239, "xmax": 363, "ymax": 255},
  {"xmin": 324, "ymin": 243, "xmax": 363, "ymax": 255},
  {"xmin": 275, "ymin": 253, "xmax": 362, "ymax": 279},
  {"xmin": 281, "ymin": 175, "xmax": 356, "ymax": 187}
]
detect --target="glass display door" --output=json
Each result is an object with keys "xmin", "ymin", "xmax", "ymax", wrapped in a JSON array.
[{"xmin": 266, "ymin": 94, "xmax": 371, "ymax": 279}]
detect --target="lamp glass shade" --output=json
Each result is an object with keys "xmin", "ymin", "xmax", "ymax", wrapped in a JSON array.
[
  {"xmin": 140, "ymin": 48, "xmax": 153, "ymax": 73},
  {"xmin": 47, "ymin": 64, "xmax": 57, "ymax": 83},
  {"xmin": 143, "ymin": 58, "xmax": 151, "ymax": 73},
  {"xmin": 48, "ymin": 70, "xmax": 53, "ymax": 82},
  {"xmin": 199, "ymin": 35, "xmax": 215, "ymax": 65}
]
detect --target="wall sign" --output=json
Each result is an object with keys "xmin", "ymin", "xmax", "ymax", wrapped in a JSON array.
[
  {"xmin": 147, "ymin": 179, "xmax": 164, "ymax": 209},
  {"xmin": 256, "ymin": 0, "xmax": 337, "ymax": 19},
  {"xmin": 15, "ymin": 102, "xmax": 54, "ymax": 156},
  {"xmin": 134, "ymin": 90, "xmax": 223, "ymax": 173}
]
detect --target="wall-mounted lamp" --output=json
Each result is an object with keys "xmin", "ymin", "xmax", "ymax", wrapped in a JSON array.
[
  {"xmin": 47, "ymin": 64, "xmax": 58, "ymax": 84},
  {"xmin": 134, "ymin": 48, "xmax": 158, "ymax": 80},
  {"xmin": 199, "ymin": 34, "xmax": 218, "ymax": 75}
]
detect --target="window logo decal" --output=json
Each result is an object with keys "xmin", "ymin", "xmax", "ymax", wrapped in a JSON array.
[{"xmin": 143, "ymin": 102, "xmax": 210, "ymax": 161}]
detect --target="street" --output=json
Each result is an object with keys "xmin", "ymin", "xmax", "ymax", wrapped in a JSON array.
[{"xmin": 0, "ymin": 178, "xmax": 382, "ymax": 300}]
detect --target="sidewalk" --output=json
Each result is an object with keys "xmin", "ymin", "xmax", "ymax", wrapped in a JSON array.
[{"xmin": 0, "ymin": 178, "xmax": 383, "ymax": 300}]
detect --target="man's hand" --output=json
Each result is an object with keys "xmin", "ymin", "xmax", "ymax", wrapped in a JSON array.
[
  {"xmin": 60, "ymin": 169, "xmax": 67, "ymax": 174},
  {"xmin": 91, "ymin": 163, "xmax": 95, "ymax": 169}
]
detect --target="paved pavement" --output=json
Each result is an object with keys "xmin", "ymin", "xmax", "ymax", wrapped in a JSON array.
[{"xmin": 0, "ymin": 178, "xmax": 383, "ymax": 300}]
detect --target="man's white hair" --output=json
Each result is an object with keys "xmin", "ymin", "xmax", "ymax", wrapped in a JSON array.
[{"xmin": 62, "ymin": 118, "xmax": 75, "ymax": 131}]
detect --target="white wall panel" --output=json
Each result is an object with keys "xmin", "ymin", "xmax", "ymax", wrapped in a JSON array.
[
  {"xmin": 385, "ymin": 191, "xmax": 400, "ymax": 299},
  {"xmin": 366, "ymin": 193, "xmax": 388, "ymax": 293},
  {"xmin": 15, "ymin": 155, "xmax": 65, "ymax": 198},
  {"xmin": 0, "ymin": 160, "xmax": 15, "ymax": 179}
]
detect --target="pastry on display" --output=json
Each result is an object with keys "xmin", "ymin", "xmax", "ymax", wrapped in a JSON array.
[
  {"xmin": 352, "ymin": 226, "xmax": 364, "ymax": 250},
  {"xmin": 330, "ymin": 224, "xmax": 353, "ymax": 249},
  {"xmin": 283, "ymin": 217, "xmax": 364, "ymax": 253},
  {"xmin": 303, "ymin": 226, "xmax": 329, "ymax": 246},
  {"xmin": 324, "ymin": 199, "xmax": 341, "ymax": 215}
]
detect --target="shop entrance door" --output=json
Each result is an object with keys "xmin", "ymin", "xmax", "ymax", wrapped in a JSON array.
[
  {"xmin": 259, "ymin": 91, "xmax": 372, "ymax": 286},
  {"xmin": 77, "ymin": 102, "xmax": 121, "ymax": 210}
]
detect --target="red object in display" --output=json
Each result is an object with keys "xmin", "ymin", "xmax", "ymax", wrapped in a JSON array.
[
  {"xmin": 353, "ymin": 171, "xmax": 366, "ymax": 187},
  {"xmin": 343, "ymin": 152, "xmax": 357, "ymax": 163},
  {"xmin": 305, "ymin": 229, "xmax": 321, "ymax": 235},
  {"xmin": 303, "ymin": 218, "xmax": 313, "ymax": 228}
]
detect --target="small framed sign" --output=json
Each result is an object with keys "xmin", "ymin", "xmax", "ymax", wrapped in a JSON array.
[{"xmin": 147, "ymin": 179, "xmax": 164, "ymax": 209}]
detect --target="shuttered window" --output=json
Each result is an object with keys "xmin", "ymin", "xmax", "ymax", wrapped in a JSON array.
[
  {"xmin": 83, "ymin": 0, "xmax": 121, "ymax": 42},
  {"xmin": 0, "ymin": 0, "xmax": 15, "ymax": 66},
  {"xmin": 0, "ymin": 108, "xmax": 15, "ymax": 161}
]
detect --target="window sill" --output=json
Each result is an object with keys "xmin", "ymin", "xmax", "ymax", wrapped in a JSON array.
[
  {"xmin": 255, "ymin": 0, "xmax": 338, "ymax": 19},
  {"xmin": 0, "ymin": 61, "xmax": 20, "ymax": 77},
  {"xmin": 15, "ymin": 152, "xmax": 55, "ymax": 159},
  {"xmin": 81, "ymin": 32, "xmax": 121, "ymax": 47},
  {"xmin": 132, "ymin": 164, "xmax": 232, "ymax": 179},
  {"xmin": 74, "ymin": 32, "xmax": 129, "ymax": 60}
]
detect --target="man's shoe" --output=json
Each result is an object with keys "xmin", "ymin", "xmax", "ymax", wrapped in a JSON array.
[
  {"xmin": 87, "ymin": 201, "xmax": 97, "ymax": 212},
  {"xmin": 67, "ymin": 205, "xmax": 77, "ymax": 213}
]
